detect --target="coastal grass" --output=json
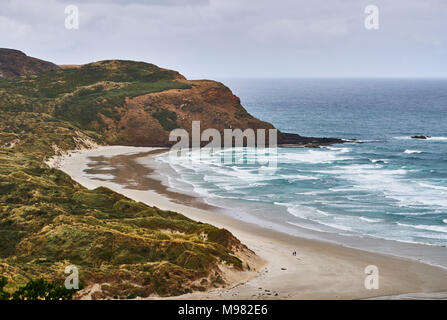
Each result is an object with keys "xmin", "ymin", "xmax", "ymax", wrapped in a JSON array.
[{"xmin": 0, "ymin": 60, "xmax": 245, "ymax": 298}]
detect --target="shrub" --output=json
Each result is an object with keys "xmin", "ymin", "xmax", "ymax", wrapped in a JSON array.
[{"xmin": 152, "ymin": 109, "xmax": 178, "ymax": 131}]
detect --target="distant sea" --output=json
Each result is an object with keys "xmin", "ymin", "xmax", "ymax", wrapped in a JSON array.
[{"xmin": 155, "ymin": 79, "xmax": 447, "ymax": 248}]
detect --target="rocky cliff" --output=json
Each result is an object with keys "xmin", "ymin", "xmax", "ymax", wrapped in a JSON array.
[{"xmin": 103, "ymin": 79, "xmax": 277, "ymax": 146}]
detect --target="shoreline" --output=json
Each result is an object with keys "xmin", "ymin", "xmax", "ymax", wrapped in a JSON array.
[{"xmin": 51, "ymin": 146, "xmax": 447, "ymax": 299}]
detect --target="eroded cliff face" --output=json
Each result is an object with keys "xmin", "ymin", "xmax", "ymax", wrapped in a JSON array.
[
  {"xmin": 101, "ymin": 79, "xmax": 275, "ymax": 146},
  {"xmin": 0, "ymin": 48, "xmax": 60, "ymax": 78}
]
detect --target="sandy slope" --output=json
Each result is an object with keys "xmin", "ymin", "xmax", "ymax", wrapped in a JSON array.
[{"xmin": 52, "ymin": 146, "xmax": 447, "ymax": 299}]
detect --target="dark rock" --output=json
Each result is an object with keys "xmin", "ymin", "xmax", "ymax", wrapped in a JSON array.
[
  {"xmin": 278, "ymin": 132, "xmax": 347, "ymax": 148},
  {"xmin": 411, "ymin": 135, "xmax": 431, "ymax": 140}
]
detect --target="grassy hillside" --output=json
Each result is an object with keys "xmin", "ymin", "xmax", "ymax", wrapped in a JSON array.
[
  {"xmin": 0, "ymin": 61, "xmax": 248, "ymax": 299},
  {"xmin": 0, "ymin": 60, "xmax": 190, "ymax": 128}
]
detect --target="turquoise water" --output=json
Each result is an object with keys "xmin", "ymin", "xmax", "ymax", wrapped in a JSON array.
[{"xmin": 156, "ymin": 79, "xmax": 447, "ymax": 247}]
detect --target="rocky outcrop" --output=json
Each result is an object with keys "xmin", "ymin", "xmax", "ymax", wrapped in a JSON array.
[
  {"xmin": 103, "ymin": 79, "xmax": 277, "ymax": 146},
  {"xmin": 278, "ymin": 132, "xmax": 345, "ymax": 147},
  {"xmin": 0, "ymin": 48, "xmax": 60, "ymax": 78}
]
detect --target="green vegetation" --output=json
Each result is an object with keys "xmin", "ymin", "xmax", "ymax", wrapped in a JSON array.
[
  {"xmin": 152, "ymin": 109, "xmax": 178, "ymax": 131},
  {"xmin": 0, "ymin": 276, "xmax": 10, "ymax": 299},
  {"xmin": 0, "ymin": 277, "xmax": 80, "ymax": 300},
  {"xmin": 0, "ymin": 60, "xmax": 245, "ymax": 299}
]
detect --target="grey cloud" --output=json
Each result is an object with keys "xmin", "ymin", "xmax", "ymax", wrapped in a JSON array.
[
  {"xmin": 55, "ymin": 0, "xmax": 209, "ymax": 6},
  {"xmin": 1, "ymin": 0, "xmax": 446, "ymax": 78}
]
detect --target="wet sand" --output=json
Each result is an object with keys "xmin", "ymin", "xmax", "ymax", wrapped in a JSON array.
[{"xmin": 51, "ymin": 146, "xmax": 447, "ymax": 299}]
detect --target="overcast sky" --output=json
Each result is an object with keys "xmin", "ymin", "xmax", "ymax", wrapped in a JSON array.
[{"xmin": 1, "ymin": 0, "xmax": 446, "ymax": 78}]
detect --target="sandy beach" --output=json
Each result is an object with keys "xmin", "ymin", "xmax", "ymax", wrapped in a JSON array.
[{"xmin": 50, "ymin": 146, "xmax": 447, "ymax": 299}]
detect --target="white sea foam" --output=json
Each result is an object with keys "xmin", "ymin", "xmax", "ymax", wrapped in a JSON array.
[
  {"xmin": 191, "ymin": 185, "xmax": 216, "ymax": 198},
  {"xmin": 321, "ymin": 222, "xmax": 353, "ymax": 232},
  {"xmin": 328, "ymin": 187, "xmax": 356, "ymax": 192},
  {"xmin": 418, "ymin": 182, "xmax": 447, "ymax": 191},
  {"xmin": 356, "ymin": 139, "xmax": 383, "ymax": 143},
  {"xmin": 428, "ymin": 137, "xmax": 447, "ymax": 141},
  {"xmin": 386, "ymin": 211, "xmax": 439, "ymax": 216},
  {"xmin": 397, "ymin": 223, "xmax": 447, "ymax": 233},
  {"xmin": 359, "ymin": 217, "xmax": 382, "ymax": 223},
  {"xmin": 274, "ymin": 202, "xmax": 329, "ymax": 218},
  {"xmin": 404, "ymin": 149, "xmax": 422, "ymax": 154},
  {"xmin": 370, "ymin": 159, "xmax": 389, "ymax": 164},
  {"xmin": 280, "ymin": 174, "xmax": 319, "ymax": 182},
  {"xmin": 286, "ymin": 221, "xmax": 328, "ymax": 233},
  {"xmin": 279, "ymin": 148, "xmax": 352, "ymax": 164},
  {"xmin": 298, "ymin": 190, "xmax": 328, "ymax": 196},
  {"xmin": 325, "ymin": 147, "xmax": 351, "ymax": 153},
  {"xmin": 278, "ymin": 203, "xmax": 362, "ymax": 233},
  {"xmin": 324, "ymin": 163, "xmax": 447, "ymax": 209}
]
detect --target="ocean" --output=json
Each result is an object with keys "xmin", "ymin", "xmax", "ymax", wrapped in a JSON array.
[{"xmin": 154, "ymin": 78, "xmax": 447, "ymax": 249}]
